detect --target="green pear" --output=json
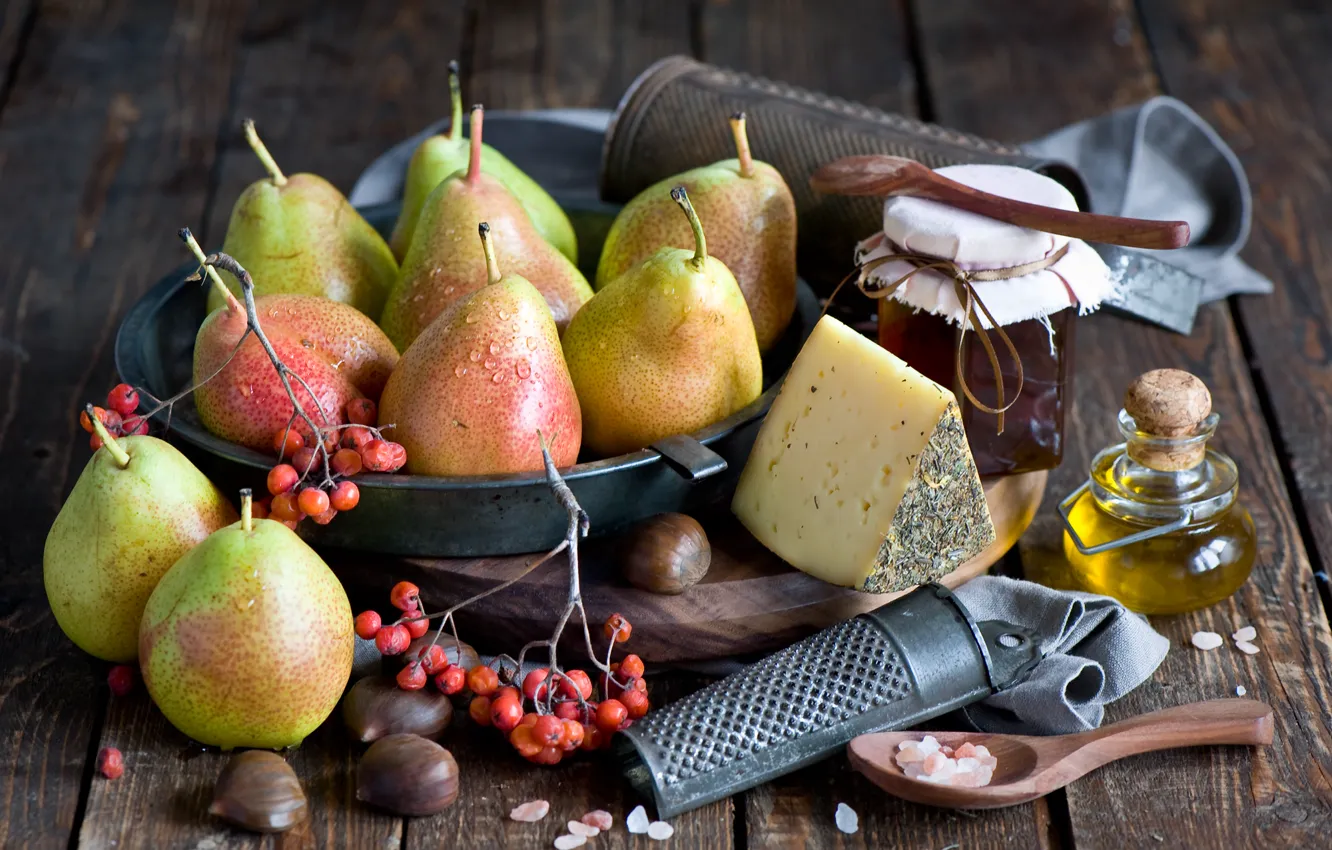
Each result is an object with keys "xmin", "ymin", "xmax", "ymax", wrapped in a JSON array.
[
  {"xmin": 388, "ymin": 62, "xmax": 577, "ymax": 265},
  {"xmin": 563, "ymin": 186, "xmax": 762, "ymax": 456},
  {"xmin": 140, "ymin": 492, "xmax": 353, "ymax": 750},
  {"xmin": 43, "ymin": 415, "xmax": 237, "ymax": 662},
  {"xmin": 597, "ymin": 113, "xmax": 797, "ymax": 351},
  {"xmin": 380, "ymin": 106, "xmax": 593, "ymax": 351},
  {"xmin": 207, "ymin": 120, "xmax": 397, "ymax": 318},
  {"xmin": 379, "ymin": 223, "xmax": 583, "ymax": 475}
]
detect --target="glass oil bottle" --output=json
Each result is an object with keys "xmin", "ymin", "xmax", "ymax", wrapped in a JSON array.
[{"xmin": 1059, "ymin": 369, "xmax": 1256, "ymax": 614}]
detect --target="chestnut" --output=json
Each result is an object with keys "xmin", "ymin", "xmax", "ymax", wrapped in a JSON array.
[
  {"xmin": 620, "ymin": 513, "xmax": 711, "ymax": 595},
  {"xmin": 209, "ymin": 750, "xmax": 307, "ymax": 833},
  {"xmin": 342, "ymin": 675, "xmax": 454, "ymax": 742},
  {"xmin": 356, "ymin": 733, "xmax": 459, "ymax": 816}
]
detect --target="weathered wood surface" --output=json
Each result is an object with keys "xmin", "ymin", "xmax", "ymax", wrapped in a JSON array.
[{"xmin": 3, "ymin": 1, "xmax": 1332, "ymax": 848}]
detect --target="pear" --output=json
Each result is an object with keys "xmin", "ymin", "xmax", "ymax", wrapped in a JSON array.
[
  {"xmin": 44, "ymin": 414, "xmax": 237, "ymax": 662},
  {"xmin": 140, "ymin": 491, "xmax": 353, "ymax": 750},
  {"xmin": 380, "ymin": 106, "xmax": 593, "ymax": 351},
  {"xmin": 563, "ymin": 186, "xmax": 762, "ymax": 456},
  {"xmin": 208, "ymin": 120, "xmax": 397, "ymax": 317},
  {"xmin": 378, "ymin": 223, "xmax": 582, "ymax": 475},
  {"xmin": 389, "ymin": 61, "xmax": 578, "ymax": 264},
  {"xmin": 597, "ymin": 113, "xmax": 797, "ymax": 351},
  {"xmin": 191, "ymin": 247, "xmax": 399, "ymax": 452}
]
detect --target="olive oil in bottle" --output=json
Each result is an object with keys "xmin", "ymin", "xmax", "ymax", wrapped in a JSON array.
[{"xmin": 1060, "ymin": 369, "xmax": 1257, "ymax": 614}]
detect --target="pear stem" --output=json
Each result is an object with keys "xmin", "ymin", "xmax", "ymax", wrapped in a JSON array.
[
  {"xmin": 478, "ymin": 222, "xmax": 502, "ymax": 284},
  {"xmin": 467, "ymin": 104, "xmax": 484, "ymax": 184},
  {"xmin": 180, "ymin": 228, "xmax": 242, "ymax": 314},
  {"xmin": 87, "ymin": 404, "xmax": 130, "ymax": 468},
  {"xmin": 243, "ymin": 119, "xmax": 287, "ymax": 187},
  {"xmin": 729, "ymin": 111, "xmax": 754, "ymax": 178},
  {"xmin": 446, "ymin": 60, "xmax": 463, "ymax": 141},
  {"xmin": 240, "ymin": 488, "xmax": 253, "ymax": 533},
  {"xmin": 671, "ymin": 185, "xmax": 708, "ymax": 270}
]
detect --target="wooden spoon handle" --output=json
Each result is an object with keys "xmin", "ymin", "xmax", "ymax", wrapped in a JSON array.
[
  {"xmin": 810, "ymin": 155, "xmax": 1191, "ymax": 250},
  {"xmin": 1078, "ymin": 699, "xmax": 1274, "ymax": 762}
]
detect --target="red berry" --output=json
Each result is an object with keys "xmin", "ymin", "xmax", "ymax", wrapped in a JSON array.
[
  {"xmin": 250, "ymin": 499, "xmax": 270, "ymax": 520},
  {"xmin": 292, "ymin": 446, "xmax": 318, "ymax": 475},
  {"xmin": 384, "ymin": 442, "xmax": 407, "ymax": 472},
  {"xmin": 375, "ymin": 624, "xmax": 411, "ymax": 656},
  {"xmin": 354, "ymin": 610, "xmax": 382, "ymax": 640},
  {"xmin": 360, "ymin": 439, "xmax": 394, "ymax": 472},
  {"xmin": 89, "ymin": 434, "xmax": 103, "ymax": 450},
  {"xmin": 107, "ymin": 665, "xmax": 134, "ymax": 697},
  {"xmin": 469, "ymin": 695, "xmax": 493, "ymax": 726},
  {"xmin": 80, "ymin": 406, "xmax": 119, "ymax": 434},
  {"xmin": 329, "ymin": 480, "xmax": 360, "ymax": 511},
  {"xmin": 389, "ymin": 581, "xmax": 420, "ymax": 612},
  {"xmin": 509, "ymin": 724, "xmax": 542, "ymax": 759},
  {"xmin": 107, "ymin": 383, "xmax": 139, "ymax": 417},
  {"xmin": 404, "ymin": 614, "xmax": 429, "ymax": 639},
  {"xmin": 557, "ymin": 669, "xmax": 593, "ymax": 701},
  {"xmin": 270, "ymin": 491, "xmax": 302, "ymax": 522},
  {"xmin": 603, "ymin": 613, "xmax": 632, "ymax": 643},
  {"xmin": 396, "ymin": 662, "xmax": 427, "ymax": 690},
  {"xmin": 531, "ymin": 746, "xmax": 563, "ymax": 766},
  {"xmin": 520, "ymin": 712, "xmax": 540, "ymax": 729},
  {"xmin": 97, "ymin": 747, "xmax": 124, "ymax": 779},
  {"xmin": 280, "ymin": 519, "xmax": 301, "ymax": 531},
  {"xmin": 434, "ymin": 664, "xmax": 466, "ymax": 695},
  {"xmin": 595, "ymin": 699, "xmax": 628, "ymax": 733},
  {"xmin": 561, "ymin": 718, "xmax": 585, "ymax": 752},
  {"xmin": 332, "ymin": 448, "xmax": 363, "ymax": 477},
  {"xmin": 298, "ymin": 487, "xmax": 329, "ymax": 517},
  {"xmin": 121, "ymin": 415, "xmax": 149, "ymax": 436},
  {"xmin": 273, "ymin": 428, "xmax": 304, "ymax": 459},
  {"xmin": 267, "ymin": 464, "xmax": 299, "ymax": 495},
  {"xmin": 491, "ymin": 695, "xmax": 523, "ymax": 732},
  {"xmin": 554, "ymin": 701, "xmax": 582, "ymax": 721},
  {"xmin": 532, "ymin": 715, "xmax": 565, "ymax": 747},
  {"xmin": 346, "ymin": 398, "xmax": 377, "ymax": 426},
  {"xmin": 523, "ymin": 668, "xmax": 551, "ymax": 702},
  {"xmin": 496, "ymin": 685, "xmax": 521, "ymax": 705},
  {"xmin": 418, "ymin": 644, "xmax": 447, "ymax": 675},
  {"xmin": 580, "ymin": 723, "xmax": 603, "ymax": 752},
  {"xmin": 619, "ymin": 654, "xmax": 645, "ymax": 679},
  {"xmin": 342, "ymin": 426, "xmax": 375, "ymax": 452},
  {"xmin": 311, "ymin": 507, "xmax": 337, "ymax": 525},
  {"xmin": 467, "ymin": 665, "xmax": 499, "ymax": 697},
  {"xmin": 320, "ymin": 431, "xmax": 340, "ymax": 453},
  {"xmin": 621, "ymin": 687, "xmax": 650, "ymax": 719}
]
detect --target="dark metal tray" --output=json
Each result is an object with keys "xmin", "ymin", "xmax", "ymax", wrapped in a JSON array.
[{"xmin": 115, "ymin": 198, "xmax": 817, "ymax": 557}]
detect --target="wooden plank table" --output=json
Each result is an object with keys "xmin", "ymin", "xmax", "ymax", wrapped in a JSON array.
[{"xmin": 3, "ymin": 1, "xmax": 1331, "ymax": 846}]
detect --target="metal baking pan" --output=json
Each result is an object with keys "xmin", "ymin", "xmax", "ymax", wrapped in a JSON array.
[{"xmin": 115, "ymin": 195, "xmax": 818, "ymax": 558}]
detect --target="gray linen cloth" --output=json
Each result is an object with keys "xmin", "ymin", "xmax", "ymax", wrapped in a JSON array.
[{"xmin": 953, "ymin": 576, "xmax": 1170, "ymax": 735}]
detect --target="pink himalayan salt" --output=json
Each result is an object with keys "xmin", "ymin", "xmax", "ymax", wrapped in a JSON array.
[
  {"xmin": 510, "ymin": 800, "xmax": 550, "ymax": 822},
  {"xmin": 895, "ymin": 737, "xmax": 997, "ymax": 788},
  {"xmin": 581, "ymin": 811, "xmax": 613, "ymax": 831}
]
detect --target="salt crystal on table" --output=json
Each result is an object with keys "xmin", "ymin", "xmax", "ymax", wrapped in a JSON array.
[
  {"xmin": 510, "ymin": 800, "xmax": 550, "ymax": 822},
  {"xmin": 1236, "ymin": 685, "xmax": 1248, "ymax": 696},
  {"xmin": 835, "ymin": 802, "xmax": 859, "ymax": 834},
  {"xmin": 568, "ymin": 821, "xmax": 599, "ymax": 837},
  {"xmin": 1191, "ymin": 631, "xmax": 1223, "ymax": 650},
  {"xmin": 581, "ymin": 811, "xmax": 613, "ymax": 831},
  {"xmin": 1235, "ymin": 640, "xmax": 1261, "ymax": 655},
  {"xmin": 647, "ymin": 821, "xmax": 674, "ymax": 840},
  {"xmin": 627, "ymin": 805, "xmax": 651, "ymax": 834},
  {"xmin": 1233, "ymin": 626, "xmax": 1257, "ymax": 642},
  {"xmin": 554, "ymin": 835, "xmax": 586, "ymax": 850}
]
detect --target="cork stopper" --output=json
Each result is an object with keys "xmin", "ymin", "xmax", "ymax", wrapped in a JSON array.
[{"xmin": 1123, "ymin": 369, "xmax": 1212, "ymax": 470}]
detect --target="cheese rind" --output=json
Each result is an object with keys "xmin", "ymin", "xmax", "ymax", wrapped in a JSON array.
[{"xmin": 732, "ymin": 315, "xmax": 994, "ymax": 592}]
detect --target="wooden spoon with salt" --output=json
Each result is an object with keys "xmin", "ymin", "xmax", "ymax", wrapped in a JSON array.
[
  {"xmin": 809, "ymin": 155, "xmax": 1191, "ymax": 250},
  {"xmin": 848, "ymin": 699, "xmax": 1273, "ymax": 810}
]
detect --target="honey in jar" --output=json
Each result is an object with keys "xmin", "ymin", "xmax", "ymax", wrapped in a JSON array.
[{"xmin": 1059, "ymin": 369, "xmax": 1257, "ymax": 614}]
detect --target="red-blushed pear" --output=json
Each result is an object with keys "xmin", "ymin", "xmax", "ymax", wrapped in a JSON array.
[
  {"xmin": 379, "ymin": 106, "xmax": 593, "ymax": 351},
  {"xmin": 188, "ymin": 233, "xmax": 399, "ymax": 452},
  {"xmin": 378, "ymin": 222, "xmax": 582, "ymax": 475},
  {"xmin": 43, "ymin": 412, "xmax": 238, "ymax": 662},
  {"xmin": 139, "ymin": 490, "xmax": 353, "ymax": 750}
]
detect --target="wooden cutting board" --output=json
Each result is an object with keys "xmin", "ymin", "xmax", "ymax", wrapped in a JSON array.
[{"xmin": 332, "ymin": 471, "xmax": 1047, "ymax": 663}]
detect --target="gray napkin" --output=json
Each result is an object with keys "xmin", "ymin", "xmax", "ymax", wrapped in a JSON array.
[
  {"xmin": 954, "ymin": 575, "xmax": 1170, "ymax": 735},
  {"xmin": 1024, "ymin": 95, "xmax": 1271, "ymax": 302}
]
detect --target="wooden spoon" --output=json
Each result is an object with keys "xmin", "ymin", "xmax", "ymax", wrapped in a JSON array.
[
  {"xmin": 810, "ymin": 155, "xmax": 1191, "ymax": 250},
  {"xmin": 848, "ymin": 699, "xmax": 1273, "ymax": 810}
]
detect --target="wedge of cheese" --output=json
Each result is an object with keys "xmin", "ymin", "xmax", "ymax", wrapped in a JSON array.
[{"xmin": 732, "ymin": 315, "xmax": 994, "ymax": 592}]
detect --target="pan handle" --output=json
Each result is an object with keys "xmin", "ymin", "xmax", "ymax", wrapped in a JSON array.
[{"xmin": 650, "ymin": 435, "xmax": 728, "ymax": 480}]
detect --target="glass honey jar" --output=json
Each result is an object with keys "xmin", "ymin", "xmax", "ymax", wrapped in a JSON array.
[{"xmin": 1059, "ymin": 369, "xmax": 1257, "ymax": 614}]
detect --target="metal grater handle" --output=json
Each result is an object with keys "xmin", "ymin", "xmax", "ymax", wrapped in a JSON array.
[{"xmin": 618, "ymin": 584, "xmax": 1040, "ymax": 818}]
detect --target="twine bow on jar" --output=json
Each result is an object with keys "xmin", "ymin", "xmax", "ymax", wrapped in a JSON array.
[{"xmin": 835, "ymin": 241, "xmax": 1071, "ymax": 434}]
